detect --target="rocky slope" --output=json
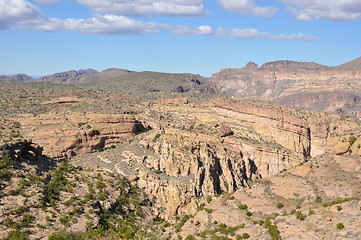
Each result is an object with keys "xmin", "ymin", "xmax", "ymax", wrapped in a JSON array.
[
  {"xmin": 11, "ymin": 113, "xmax": 146, "ymax": 159},
  {"xmin": 69, "ymin": 98, "xmax": 359, "ymax": 220},
  {"xmin": 1, "ymin": 68, "xmax": 361, "ymax": 239},
  {"xmin": 0, "ymin": 140, "xmax": 155, "ymax": 240},
  {"xmin": 38, "ymin": 69, "xmax": 99, "ymax": 84},
  {"xmin": 211, "ymin": 57, "xmax": 361, "ymax": 116},
  {"xmin": 0, "ymin": 74, "xmax": 33, "ymax": 81}
]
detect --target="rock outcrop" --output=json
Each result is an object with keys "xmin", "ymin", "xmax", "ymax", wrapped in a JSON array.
[
  {"xmin": 72, "ymin": 99, "xmax": 329, "ymax": 218},
  {"xmin": 211, "ymin": 57, "xmax": 361, "ymax": 116},
  {"xmin": 210, "ymin": 98, "xmax": 330, "ymax": 157},
  {"xmin": 13, "ymin": 113, "xmax": 144, "ymax": 159},
  {"xmin": 38, "ymin": 69, "xmax": 98, "ymax": 84},
  {"xmin": 0, "ymin": 140, "xmax": 43, "ymax": 161}
]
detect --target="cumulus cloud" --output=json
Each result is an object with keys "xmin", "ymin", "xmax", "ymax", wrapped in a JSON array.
[
  {"xmin": 217, "ymin": 0, "xmax": 278, "ymax": 17},
  {"xmin": 15, "ymin": 14, "xmax": 170, "ymax": 35},
  {"xmin": 279, "ymin": 0, "xmax": 361, "ymax": 20},
  {"xmin": 76, "ymin": 0, "xmax": 205, "ymax": 17},
  {"xmin": 0, "ymin": 0, "xmax": 43, "ymax": 29},
  {"xmin": 0, "ymin": 0, "xmax": 319, "ymax": 41},
  {"xmin": 174, "ymin": 25, "xmax": 319, "ymax": 41}
]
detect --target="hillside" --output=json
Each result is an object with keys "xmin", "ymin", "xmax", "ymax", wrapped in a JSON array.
[
  {"xmin": 211, "ymin": 57, "xmax": 361, "ymax": 116},
  {"xmin": 1, "ymin": 58, "xmax": 361, "ymax": 239}
]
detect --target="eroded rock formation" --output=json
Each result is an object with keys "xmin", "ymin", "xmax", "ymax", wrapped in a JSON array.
[
  {"xmin": 211, "ymin": 58, "xmax": 361, "ymax": 116},
  {"xmin": 12, "ymin": 113, "xmax": 144, "ymax": 159}
]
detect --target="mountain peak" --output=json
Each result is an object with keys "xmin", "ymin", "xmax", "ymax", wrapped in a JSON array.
[{"xmin": 333, "ymin": 56, "xmax": 361, "ymax": 71}]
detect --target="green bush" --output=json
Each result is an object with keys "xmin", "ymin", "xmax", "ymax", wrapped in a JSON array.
[
  {"xmin": 323, "ymin": 197, "xmax": 358, "ymax": 207},
  {"xmin": 238, "ymin": 204, "xmax": 248, "ymax": 210},
  {"xmin": 185, "ymin": 235, "xmax": 196, "ymax": 240},
  {"xmin": 295, "ymin": 211, "xmax": 306, "ymax": 221},
  {"xmin": 276, "ymin": 202, "xmax": 284, "ymax": 209},
  {"xmin": 315, "ymin": 195, "xmax": 322, "ymax": 203},
  {"xmin": 152, "ymin": 133, "xmax": 161, "ymax": 142},
  {"xmin": 175, "ymin": 215, "xmax": 193, "ymax": 232},
  {"xmin": 336, "ymin": 223, "xmax": 345, "ymax": 230},
  {"xmin": 268, "ymin": 224, "xmax": 282, "ymax": 240},
  {"xmin": 242, "ymin": 233, "xmax": 250, "ymax": 239},
  {"xmin": 204, "ymin": 208, "xmax": 213, "ymax": 214},
  {"xmin": 0, "ymin": 155, "xmax": 14, "ymax": 181},
  {"xmin": 308, "ymin": 209, "xmax": 315, "ymax": 215},
  {"xmin": 349, "ymin": 136, "xmax": 357, "ymax": 146},
  {"xmin": 246, "ymin": 211, "xmax": 252, "ymax": 217},
  {"xmin": 3, "ymin": 230, "xmax": 29, "ymax": 240}
]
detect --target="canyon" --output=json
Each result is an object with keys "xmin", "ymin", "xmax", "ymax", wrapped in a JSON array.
[{"xmin": 0, "ymin": 57, "xmax": 361, "ymax": 239}]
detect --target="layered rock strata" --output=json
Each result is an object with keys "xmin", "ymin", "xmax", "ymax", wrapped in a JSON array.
[
  {"xmin": 13, "ymin": 113, "xmax": 143, "ymax": 159},
  {"xmin": 211, "ymin": 58, "xmax": 361, "ymax": 115}
]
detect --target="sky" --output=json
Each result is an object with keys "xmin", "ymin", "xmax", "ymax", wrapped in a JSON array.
[{"xmin": 0, "ymin": 0, "xmax": 361, "ymax": 77}]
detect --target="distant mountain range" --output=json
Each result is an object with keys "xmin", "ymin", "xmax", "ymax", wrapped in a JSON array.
[{"xmin": 1, "ymin": 57, "xmax": 361, "ymax": 116}]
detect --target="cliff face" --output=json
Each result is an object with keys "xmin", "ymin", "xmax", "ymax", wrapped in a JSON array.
[
  {"xmin": 12, "ymin": 113, "xmax": 143, "ymax": 159},
  {"xmin": 210, "ymin": 98, "xmax": 330, "ymax": 157},
  {"xmin": 211, "ymin": 58, "xmax": 361, "ymax": 116},
  {"xmin": 7, "ymin": 97, "xmax": 360, "ymax": 219},
  {"xmin": 70, "ymin": 98, "xmax": 343, "ymax": 218}
]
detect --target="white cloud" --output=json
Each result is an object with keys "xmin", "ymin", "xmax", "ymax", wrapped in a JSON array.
[
  {"xmin": 217, "ymin": 0, "xmax": 278, "ymax": 17},
  {"xmin": 35, "ymin": 0, "xmax": 62, "ymax": 4},
  {"xmin": 15, "ymin": 14, "xmax": 170, "ymax": 35},
  {"xmin": 279, "ymin": 33, "xmax": 320, "ymax": 41},
  {"xmin": 0, "ymin": 0, "xmax": 319, "ymax": 41},
  {"xmin": 0, "ymin": 0, "xmax": 43, "ymax": 28},
  {"xmin": 174, "ymin": 25, "xmax": 319, "ymax": 41},
  {"xmin": 76, "ymin": 0, "xmax": 205, "ymax": 17},
  {"xmin": 279, "ymin": 0, "xmax": 361, "ymax": 20}
]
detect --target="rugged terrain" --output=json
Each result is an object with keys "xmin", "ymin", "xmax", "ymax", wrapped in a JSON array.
[
  {"xmin": 1, "ymin": 61, "xmax": 361, "ymax": 239},
  {"xmin": 211, "ymin": 57, "xmax": 361, "ymax": 117}
]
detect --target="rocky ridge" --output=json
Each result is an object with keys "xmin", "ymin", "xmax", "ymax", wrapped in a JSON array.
[
  {"xmin": 67, "ymin": 98, "xmax": 360, "ymax": 220},
  {"xmin": 12, "ymin": 113, "xmax": 146, "ymax": 159},
  {"xmin": 211, "ymin": 57, "xmax": 361, "ymax": 116}
]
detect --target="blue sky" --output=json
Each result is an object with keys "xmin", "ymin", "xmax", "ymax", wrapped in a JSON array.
[{"xmin": 0, "ymin": 0, "xmax": 360, "ymax": 77}]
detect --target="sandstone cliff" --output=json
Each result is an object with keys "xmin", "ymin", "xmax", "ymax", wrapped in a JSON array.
[
  {"xmin": 12, "ymin": 113, "xmax": 144, "ymax": 159},
  {"xmin": 211, "ymin": 57, "xmax": 361, "ymax": 116}
]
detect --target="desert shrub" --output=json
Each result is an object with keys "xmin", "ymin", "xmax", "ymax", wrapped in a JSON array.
[
  {"xmin": 0, "ymin": 155, "xmax": 14, "ymax": 181},
  {"xmin": 336, "ymin": 223, "xmax": 345, "ymax": 230},
  {"xmin": 246, "ymin": 211, "xmax": 252, "ymax": 217},
  {"xmin": 295, "ymin": 211, "xmax": 306, "ymax": 221},
  {"xmin": 238, "ymin": 204, "xmax": 248, "ymax": 210},
  {"xmin": 185, "ymin": 235, "xmax": 196, "ymax": 240},
  {"xmin": 337, "ymin": 205, "xmax": 342, "ymax": 211},
  {"xmin": 204, "ymin": 208, "xmax": 213, "ymax": 214},
  {"xmin": 349, "ymin": 136, "xmax": 357, "ymax": 146},
  {"xmin": 207, "ymin": 195, "xmax": 213, "ymax": 203},
  {"xmin": 268, "ymin": 224, "xmax": 282, "ymax": 240},
  {"xmin": 315, "ymin": 196, "xmax": 322, "ymax": 203},
  {"xmin": 276, "ymin": 202, "xmax": 284, "ymax": 209},
  {"xmin": 228, "ymin": 196, "xmax": 235, "ymax": 200},
  {"xmin": 152, "ymin": 133, "xmax": 161, "ymax": 142},
  {"xmin": 242, "ymin": 233, "xmax": 250, "ymax": 239},
  {"xmin": 323, "ymin": 197, "xmax": 358, "ymax": 207},
  {"xmin": 39, "ymin": 161, "xmax": 74, "ymax": 207},
  {"xmin": 3, "ymin": 230, "xmax": 29, "ymax": 240},
  {"xmin": 308, "ymin": 209, "xmax": 315, "ymax": 215},
  {"xmin": 19, "ymin": 213, "xmax": 34, "ymax": 228},
  {"xmin": 48, "ymin": 230, "xmax": 82, "ymax": 240},
  {"xmin": 175, "ymin": 215, "xmax": 193, "ymax": 232}
]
